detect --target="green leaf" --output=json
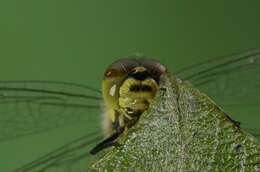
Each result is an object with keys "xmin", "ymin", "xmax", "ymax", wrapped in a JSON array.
[{"xmin": 90, "ymin": 74, "xmax": 260, "ymax": 172}]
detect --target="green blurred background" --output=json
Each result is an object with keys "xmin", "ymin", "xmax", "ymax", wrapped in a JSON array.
[{"xmin": 0, "ymin": 0, "xmax": 260, "ymax": 171}]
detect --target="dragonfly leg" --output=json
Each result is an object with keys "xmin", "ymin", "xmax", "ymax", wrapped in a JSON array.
[{"xmin": 89, "ymin": 128, "xmax": 123, "ymax": 155}]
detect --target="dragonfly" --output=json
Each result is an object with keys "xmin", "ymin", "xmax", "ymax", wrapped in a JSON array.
[{"xmin": 1, "ymin": 48, "xmax": 260, "ymax": 172}]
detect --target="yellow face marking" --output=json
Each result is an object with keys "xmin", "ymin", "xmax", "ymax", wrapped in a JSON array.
[
  {"xmin": 132, "ymin": 66, "xmax": 146, "ymax": 73},
  {"xmin": 119, "ymin": 78, "xmax": 159, "ymax": 112}
]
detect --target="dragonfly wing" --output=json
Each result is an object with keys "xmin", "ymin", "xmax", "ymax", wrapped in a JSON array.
[
  {"xmin": 14, "ymin": 131, "xmax": 103, "ymax": 172},
  {"xmin": 175, "ymin": 48, "xmax": 260, "ymax": 139},
  {"xmin": 175, "ymin": 48, "xmax": 260, "ymax": 105},
  {"xmin": 0, "ymin": 80, "xmax": 102, "ymax": 142}
]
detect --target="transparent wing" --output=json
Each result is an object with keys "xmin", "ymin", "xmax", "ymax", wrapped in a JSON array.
[
  {"xmin": 175, "ymin": 48, "xmax": 260, "ymax": 140},
  {"xmin": 15, "ymin": 131, "xmax": 103, "ymax": 172},
  {"xmin": 0, "ymin": 80, "xmax": 102, "ymax": 142},
  {"xmin": 175, "ymin": 48, "xmax": 260, "ymax": 105}
]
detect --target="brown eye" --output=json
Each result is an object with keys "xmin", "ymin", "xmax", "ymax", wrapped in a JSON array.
[
  {"xmin": 139, "ymin": 59, "xmax": 167, "ymax": 82},
  {"xmin": 104, "ymin": 58, "xmax": 167, "ymax": 82},
  {"xmin": 104, "ymin": 68, "xmax": 118, "ymax": 77},
  {"xmin": 142, "ymin": 59, "xmax": 167, "ymax": 75},
  {"xmin": 104, "ymin": 59, "xmax": 139, "ymax": 78}
]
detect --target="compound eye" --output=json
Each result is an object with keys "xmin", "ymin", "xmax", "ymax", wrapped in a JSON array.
[
  {"xmin": 145, "ymin": 60, "xmax": 166, "ymax": 74},
  {"xmin": 104, "ymin": 59, "xmax": 139, "ymax": 78},
  {"xmin": 141, "ymin": 59, "xmax": 167, "ymax": 81},
  {"xmin": 104, "ymin": 68, "xmax": 118, "ymax": 77}
]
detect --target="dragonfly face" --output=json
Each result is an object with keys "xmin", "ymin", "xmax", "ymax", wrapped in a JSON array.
[
  {"xmin": 102, "ymin": 59, "xmax": 166, "ymax": 135},
  {"xmin": 1, "ymin": 49, "xmax": 260, "ymax": 172},
  {"xmin": 90, "ymin": 59, "xmax": 166, "ymax": 154}
]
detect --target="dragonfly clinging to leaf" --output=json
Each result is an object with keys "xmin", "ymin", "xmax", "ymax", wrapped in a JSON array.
[{"xmin": 1, "ymin": 48, "xmax": 260, "ymax": 172}]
